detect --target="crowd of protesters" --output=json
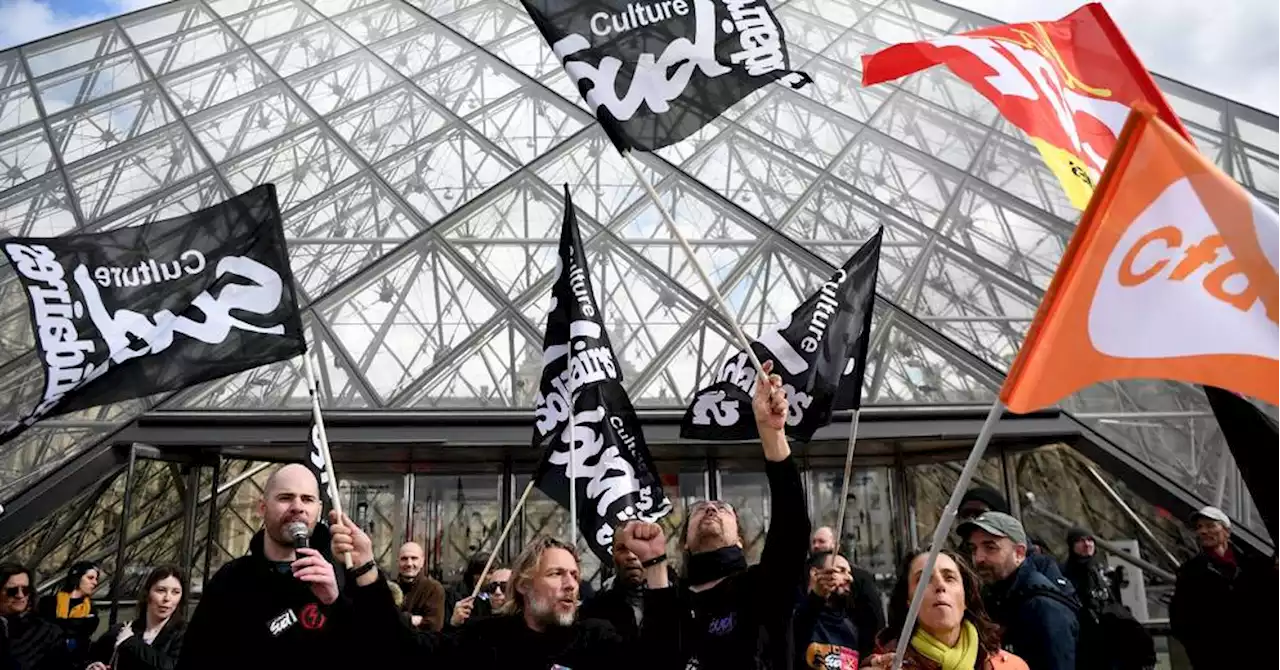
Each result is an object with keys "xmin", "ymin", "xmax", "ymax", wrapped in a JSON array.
[{"xmin": 1, "ymin": 369, "xmax": 1275, "ymax": 670}]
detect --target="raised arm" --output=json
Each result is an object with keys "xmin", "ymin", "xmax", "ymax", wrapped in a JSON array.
[{"xmin": 752, "ymin": 361, "xmax": 811, "ymax": 605}]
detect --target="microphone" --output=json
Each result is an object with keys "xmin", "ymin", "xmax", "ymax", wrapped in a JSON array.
[{"xmin": 287, "ymin": 522, "xmax": 310, "ymax": 550}]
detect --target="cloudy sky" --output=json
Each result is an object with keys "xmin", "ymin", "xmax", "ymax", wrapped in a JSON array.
[{"xmin": 0, "ymin": 0, "xmax": 1276, "ymax": 114}]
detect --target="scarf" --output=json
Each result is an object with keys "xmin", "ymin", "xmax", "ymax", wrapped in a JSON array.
[
  {"xmin": 685, "ymin": 546, "xmax": 747, "ymax": 586},
  {"xmin": 54, "ymin": 591, "xmax": 93, "ymax": 619},
  {"xmin": 910, "ymin": 620, "xmax": 979, "ymax": 670}
]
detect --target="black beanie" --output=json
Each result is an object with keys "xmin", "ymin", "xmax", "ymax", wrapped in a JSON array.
[
  {"xmin": 960, "ymin": 485, "xmax": 1010, "ymax": 514},
  {"xmin": 1066, "ymin": 527, "xmax": 1092, "ymax": 547}
]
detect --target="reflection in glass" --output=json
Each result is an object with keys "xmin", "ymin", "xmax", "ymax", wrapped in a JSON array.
[
  {"xmin": 411, "ymin": 474, "xmax": 502, "ymax": 583},
  {"xmin": 809, "ymin": 467, "xmax": 896, "ymax": 576}
]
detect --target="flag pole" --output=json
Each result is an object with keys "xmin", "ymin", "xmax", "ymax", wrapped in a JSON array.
[
  {"xmin": 302, "ymin": 352, "xmax": 354, "ymax": 569},
  {"xmin": 890, "ymin": 401, "xmax": 1003, "ymax": 670},
  {"xmin": 472, "ymin": 480, "xmax": 537, "ymax": 598},
  {"xmin": 568, "ymin": 405, "xmax": 578, "ymax": 547},
  {"xmin": 833, "ymin": 408, "xmax": 862, "ymax": 545},
  {"xmin": 622, "ymin": 152, "xmax": 768, "ymax": 382}
]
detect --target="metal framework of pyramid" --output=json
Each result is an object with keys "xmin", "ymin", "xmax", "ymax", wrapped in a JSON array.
[{"xmin": 0, "ymin": 0, "xmax": 1275, "ymax": 590}]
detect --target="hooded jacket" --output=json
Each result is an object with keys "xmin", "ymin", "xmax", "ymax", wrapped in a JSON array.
[
  {"xmin": 175, "ymin": 524, "xmax": 353, "ymax": 670},
  {"xmin": 1170, "ymin": 543, "xmax": 1277, "ymax": 669},
  {"xmin": 982, "ymin": 560, "xmax": 1078, "ymax": 670}
]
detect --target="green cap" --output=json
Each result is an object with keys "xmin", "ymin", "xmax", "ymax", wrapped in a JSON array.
[{"xmin": 957, "ymin": 511, "xmax": 1027, "ymax": 546}]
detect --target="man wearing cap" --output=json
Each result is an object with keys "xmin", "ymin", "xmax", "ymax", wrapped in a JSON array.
[
  {"xmin": 1170, "ymin": 506, "xmax": 1277, "ymax": 669},
  {"xmin": 959, "ymin": 511, "xmax": 1078, "ymax": 670},
  {"xmin": 958, "ymin": 486, "xmax": 1078, "ymax": 603}
]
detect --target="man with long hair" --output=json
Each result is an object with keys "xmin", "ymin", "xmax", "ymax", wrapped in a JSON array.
[{"xmin": 332, "ymin": 518, "xmax": 676, "ymax": 668}]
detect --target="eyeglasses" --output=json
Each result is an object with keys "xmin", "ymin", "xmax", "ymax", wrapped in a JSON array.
[
  {"xmin": 483, "ymin": 580, "xmax": 507, "ymax": 594},
  {"xmin": 690, "ymin": 500, "xmax": 735, "ymax": 516},
  {"xmin": 4, "ymin": 586, "xmax": 30, "ymax": 598}
]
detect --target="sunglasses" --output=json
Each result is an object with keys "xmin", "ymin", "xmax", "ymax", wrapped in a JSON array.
[
  {"xmin": 4, "ymin": 586, "xmax": 30, "ymax": 598},
  {"xmin": 483, "ymin": 580, "xmax": 507, "ymax": 594}
]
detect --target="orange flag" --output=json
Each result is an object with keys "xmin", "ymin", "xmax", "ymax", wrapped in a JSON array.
[
  {"xmin": 861, "ymin": 3, "xmax": 1189, "ymax": 210},
  {"xmin": 1000, "ymin": 107, "xmax": 1279, "ymax": 414}
]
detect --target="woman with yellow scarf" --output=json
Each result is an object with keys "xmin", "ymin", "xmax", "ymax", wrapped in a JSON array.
[
  {"xmin": 863, "ymin": 550, "xmax": 1028, "ymax": 670},
  {"xmin": 36, "ymin": 560, "xmax": 100, "ymax": 666}
]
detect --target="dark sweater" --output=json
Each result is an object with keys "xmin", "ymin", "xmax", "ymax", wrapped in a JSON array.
[
  {"xmin": 645, "ymin": 455, "xmax": 810, "ymax": 670},
  {"xmin": 396, "ymin": 573, "xmax": 446, "ymax": 632},
  {"xmin": 175, "ymin": 527, "xmax": 353, "ymax": 670},
  {"xmin": 983, "ymin": 560, "xmax": 1079, "ymax": 670}
]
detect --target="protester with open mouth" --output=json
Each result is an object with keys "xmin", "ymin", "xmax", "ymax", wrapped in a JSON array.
[{"xmin": 86, "ymin": 566, "xmax": 186, "ymax": 670}]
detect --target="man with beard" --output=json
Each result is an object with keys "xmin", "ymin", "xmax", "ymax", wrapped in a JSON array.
[
  {"xmin": 792, "ymin": 552, "xmax": 861, "ymax": 669},
  {"xmin": 959, "ymin": 511, "xmax": 1078, "ymax": 670},
  {"xmin": 642, "ymin": 360, "xmax": 809, "ymax": 670},
  {"xmin": 333, "ymin": 514, "xmax": 677, "ymax": 669},
  {"xmin": 396, "ymin": 542, "xmax": 446, "ymax": 631},
  {"xmin": 177, "ymin": 464, "xmax": 352, "ymax": 670}
]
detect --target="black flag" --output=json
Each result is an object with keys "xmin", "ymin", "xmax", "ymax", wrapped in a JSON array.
[
  {"xmin": 307, "ymin": 408, "xmax": 335, "ymax": 515},
  {"xmin": 681, "ymin": 228, "xmax": 882, "ymax": 442},
  {"xmin": 1202, "ymin": 385, "xmax": 1278, "ymax": 539},
  {"xmin": 532, "ymin": 185, "xmax": 672, "ymax": 561},
  {"xmin": 0, "ymin": 184, "xmax": 305, "ymax": 447},
  {"xmin": 519, "ymin": 0, "xmax": 812, "ymax": 152}
]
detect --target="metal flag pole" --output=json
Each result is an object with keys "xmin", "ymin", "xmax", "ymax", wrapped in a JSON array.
[
  {"xmin": 833, "ymin": 408, "xmax": 862, "ymax": 545},
  {"xmin": 890, "ymin": 401, "xmax": 1004, "ymax": 670},
  {"xmin": 622, "ymin": 152, "xmax": 768, "ymax": 382},
  {"xmin": 472, "ymin": 480, "xmax": 537, "ymax": 598},
  {"xmin": 302, "ymin": 352, "xmax": 354, "ymax": 569}
]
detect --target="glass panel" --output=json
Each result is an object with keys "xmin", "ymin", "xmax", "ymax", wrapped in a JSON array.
[
  {"xmin": 333, "ymin": 1, "xmax": 423, "ymax": 45},
  {"xmin": 794, "ymin": 56, "xmax": 892, "ymax": 124},
  {"xmin": 1233, "ymin": 106, "xmax": 1279, "ymax": 153},
  {"xmin": 330, "ymin": 85, "xmax": 452, "ymax": 164},
  {"xmin": 23, "ymin": 24, "xmax": 126, "ymax": 78},
  {"xmin": 470, "ymin": 91, "xmax": 585, "ymax": 165},
  {"xmin": 809, "ymin": 466, "xmax": 897, "ymax": 576},
  {"xmin": 220, "ymin": 126, "xmax": 360, "ymax": 212},
  {"xmin": 256, "ymin": 23, "xmax": 361, "ymax": 78},
  {"xmin": 741, "ymin": 95, "xmax": 861, "ymax": 169},
  {"xmin": 69, "ymin": 127, "xmax": 207, "ymax": 222},
  {"xmin": 717, "ymin": 469, "xmax": 771, "ymax": 564},
  {"xmin": 835, "ymin": 132, "xmax": 960, "ymax": 228},
  {"xmin": 47, "ymin": 85, "xmax": 174, "ymax": 165},
  {"xmin": 35, "ymin": 52, "xmax": 149, "ymax": 116},
  {"xmin": 122, "ymin": 2, "xmax": 217, "ymax": 45},
  {"xmin": 227, "ymin": 0, "xmax": 321, "ymax": 45},
  {"xmin": 416, "ymin": 53, "xmax": 522, "ymax": 118},
  {"xmin": 308, "ymin": 0, "xmax": 384, "ymax": 17},
  {"xmin": 411, "ymin": 474, "xmax": 503, "ymax": 580},
  {"xmin": 974, "ymin": 132, "xmax": 1078, "ymax": 221},
  {"xmin": 163, "ymin": 53, "xmax": 277, "ymax": 116},
  {"xmin": 375, "ymin": 127, "xmax": 517, "ymax": 225},
  {"xmin": 0, "ymin": 84, "xmax": 39, "ymax": 135},
  {"xmin": 856, "ymin": 7, "xmax": 944, "ymax": 44},
  {"xmin": 906, "ymin": 454, "xmax": 1004, "ymax": 550},
  {"xmin": 370, "ymin": 23, "xmax": 470, "ymax": 80},
  {"xmin": 188, "ymin": 84, "xmax": 313, "ymax": 163},
  {"xmin": 870, "ymin": 93, "xmax": 990, "ymax": 170},
  {"xmin": 138, "ymin": 23, "xmax": 240, "ymax": 76},
  {"xmin": 942, "ymin": 184, "xmax": 1070, "ymax": 289},
  {"xmin": 0, "ymin": 174, "xmax": 79, "ymax": 238},
  {"xmin": 684, "ymin": 129, "xmax": 819, "ymax": 222},
  {"xmin": 785, "ymin": 0, "xmax": 879, "ymax": 27},
  {"xmin": 287, "ymin": 51, "xmax": 397, "ymax": 115},
  {"xmin": 338, "ymin": 475, "xmax": 406, "ymax": 567},
  {"xmin": 437, "ymin": 1, "xmax": 532, "ymax": 45},
  {"xmin": 773, "ymin": 7, "xmax": 845, "ymax": 53},
  {"xmin": 0, "ymin": 125, "xmax": 55, "ymax": 191}
]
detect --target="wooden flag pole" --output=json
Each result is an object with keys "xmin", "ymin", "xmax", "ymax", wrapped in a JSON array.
[
  {"xmin": 623, "ymin": 152, "xmax": 768, "ymax": 382},
  {"xmin": 302, "ymin": 352, "xmax": 354, "ymax": 569},
  {"xmin": 890, "ymin": 401, "xmax": 1003, "ymax": 670},
  {"xmin": 471, "ymin": 480, "xmax": 537, "ymax": 599},
  {"xmin": 833, "ymin": 408, "xmax": 862, "ymax": 545}
]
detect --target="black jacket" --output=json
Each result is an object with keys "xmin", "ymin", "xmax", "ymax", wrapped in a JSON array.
[
  {"xmin": 1170, "ymin": 545, "xmax": 1277, "ymax": 670},
  {"xmin": 983, "ymin": 560, "xmax": 1079, "ymax": 670},
  {"xmin": 348, "ymin": 573, "xmax": 659, "ymax": 669},
  {"xmin": 846, "ymin": 567, "xmax": 884, "ymax": 660},
  {"xmin": 0, "ymin": 613, "xmax": 68, "ymax": 670},
  {"xmin": 175, "ymin": 525, "xmax": 353, "ymax": 670},
  {"xmin": 88, "ymin": 619, "xmax": 185, "ymax": 670},
  {"xmin": 35, "ymin": 593, "xmax": 97, "ymax": 666},
  {"xmin": 645, "ymin": 455, "xmax": 810, "ymax": 670},
  {"xmin": 579, "ymin": 579, "xmax": 647, "ymax": 641}
]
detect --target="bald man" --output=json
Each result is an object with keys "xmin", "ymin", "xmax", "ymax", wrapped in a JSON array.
[
  {"xmin": 178, "ymin": 464, "xmax": 356, "ymax": 670},
  {"xmin": 397, "ymin": 541, "xmax": 446, "ymax": 631}
]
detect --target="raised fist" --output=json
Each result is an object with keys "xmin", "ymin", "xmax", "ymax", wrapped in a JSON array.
[
  {"xmin": 752, "ymin": 360, "xmax": 787, "ymax": 432},
  {"xmin": 620, "ymin": 521, "xmax": 666, "ymax": 562}
]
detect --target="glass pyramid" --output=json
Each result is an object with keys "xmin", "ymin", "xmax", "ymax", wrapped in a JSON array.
[{"xmin": 0, "ymin": 0, "xmax": 1275, "ymax": 585}]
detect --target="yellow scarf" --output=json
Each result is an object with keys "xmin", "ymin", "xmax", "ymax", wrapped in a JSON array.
[
  {"xmin": 54, "ymin": 591, "xmax": 93, "ymax": 619},
  {"xmin": 910, "ymin": 620, "xmax": 980, "ymax": 670}
]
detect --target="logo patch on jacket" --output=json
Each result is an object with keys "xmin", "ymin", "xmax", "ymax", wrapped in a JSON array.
[
  {"xmin": 300, "ymin": 603, "xmax": 326, "ymax": 630},
  {"xmin": 805, "ymin": 643, "xmax": 858, "ymax": 669},
  {"xmin": 268, "ymin": 609, "xmax": 298, "ymax": 637},
  {"xmin": 707, "ymin": 613, "xmax": 735, "ymax": 635}
]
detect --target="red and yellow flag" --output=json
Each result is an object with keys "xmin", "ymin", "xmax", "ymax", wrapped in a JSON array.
[
  {"xmin": 999, "ymin": 107, "xmax": 1279, "ymax": 414},
  {"xmin": 861, "ymin": 3, "xmax": 1190, "ymax": 210}
]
